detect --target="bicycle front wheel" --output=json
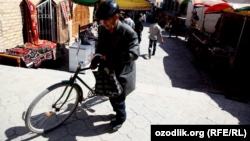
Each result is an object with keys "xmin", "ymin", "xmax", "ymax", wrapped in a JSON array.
[{"xmin": 25, "ymin": 82, "xmax": 80, "ymax": 133}]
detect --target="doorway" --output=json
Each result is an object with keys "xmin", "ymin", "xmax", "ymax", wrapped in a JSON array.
[{"xmin": 37, "ymin": 0, "xmax": 57, "ymax": 42}]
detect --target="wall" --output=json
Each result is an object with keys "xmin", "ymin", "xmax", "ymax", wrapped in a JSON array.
[
  {"xmin": 185, "ymin": 0, "xmax": 250, "ymax": 33},
  {"xmin": 69, "ymin": 4, "xmax": 94, "ymax": 45},
  {"xmin": 0, "ymin": 0, "xmax": 27, "ymax": 50},
  {"xmin": 0, "ymin": 0, "xmax": 94, "ymax": 50}
]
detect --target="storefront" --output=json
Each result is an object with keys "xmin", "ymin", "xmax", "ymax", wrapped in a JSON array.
[{"xmin": 187, "ymin": 8, "xmax": 250, "ymax": 78}]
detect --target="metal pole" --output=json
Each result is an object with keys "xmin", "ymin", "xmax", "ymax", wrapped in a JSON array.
[
  {"xmin": 49, "ymin": 0, "xmax": 54, "ymax": 41},
  {"xmin": 234, "ymin": 16, "xmax": 247, "ymax": 57}
]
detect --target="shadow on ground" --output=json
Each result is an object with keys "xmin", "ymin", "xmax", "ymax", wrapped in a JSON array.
[
  {"xmin": 5, "ymin": 96, "xmax": 116, "ymax": 141},
  {"xmin": 159, "ymin": 28, "xmax": 249, "ymax": 101}
]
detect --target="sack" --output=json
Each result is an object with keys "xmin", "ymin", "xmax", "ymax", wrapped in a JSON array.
[{"xmin": 93, "ymin": 67, "xmax": 123, "ymax": 97}]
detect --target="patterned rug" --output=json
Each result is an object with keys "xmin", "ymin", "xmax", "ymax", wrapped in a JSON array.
[{"xmin": 3, "ymin": 43, "xmax": 55, "ymax": 67}]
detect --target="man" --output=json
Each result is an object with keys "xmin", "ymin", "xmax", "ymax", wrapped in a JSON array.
[
  {"xmin": 148, "ymin": 17, "xmax": 164, "ymax": 59},
  {"xmin": 134, "ymin": 13, "xmax": 144, "ymax": 44},
  {"xmin": 124, "ymin": 12, "xmax": 135, "ymax": 29},
  {"xmin": 90, "ymin": 0, "xmax": 140, "ymax": 131},
  {"xmin": 169, "ymin": 15, "xmax": 180, "ymax": 38},
  {"xmin": 142, "ymin": 12, "xmax": 146, "ymax": 22},
  {"xmin": 119, "ymin": 13, "xmax": 125, "ymax": 23}
]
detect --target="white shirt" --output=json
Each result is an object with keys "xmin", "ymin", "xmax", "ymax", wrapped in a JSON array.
[
  {"xmin": 124, "ymin": 17, "xmax": 135, "ymax": 28},
  {"xmin": 142, "ymin": 14, "xmax": 146, "ymax": 21},
  {"xmin": 149, "ymin": 23, "xmax": 162, "ymax": 40}
]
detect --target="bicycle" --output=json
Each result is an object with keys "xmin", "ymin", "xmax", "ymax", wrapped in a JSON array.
[{"xmin": 25, "ymin": 39, "xmax": 101, "ymax": 134}]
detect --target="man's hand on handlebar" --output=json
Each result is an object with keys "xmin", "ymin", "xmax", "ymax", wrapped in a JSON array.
[
  {"xmin": 90, "ymin": 65, "xmax": 96, "ymax": 70},
  {"xmin": 90, "ymin": 54, "xmax": 106, "ymax": 70},
  {"xmin": 100, "ymin": 55, "xmax": 106, "ymax": 60}
]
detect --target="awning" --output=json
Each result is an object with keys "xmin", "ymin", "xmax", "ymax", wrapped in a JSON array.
[
  {"xmin": 204, "ymin": 2, "xmax": 250, "ymax": 16},
  {"xmin": 204, "ymin": 3, "xmax": 232, "ymax": 14},
  {"xmin": 178, "ymin": 0, "xmax": 227, "ymax": 7},
  {"xmin": 100, "ymin": 0, "xmax": 153, "ymax": 11},
  {"xmin": 70, "ymin": 0, "xmax": 99, "ymax": 6},
  {"xmin": 192, "ymin": 0, "xmax": 226, "ymax": 7},
  {"xmin": 226, "ymin": 3, "xmax": 250, "ymax": 16},
  {"xmin": 178, "ymin": 0, "xmax": 190, "ymax": 4}
]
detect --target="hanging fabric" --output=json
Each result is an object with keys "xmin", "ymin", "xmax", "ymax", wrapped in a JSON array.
[
  {"xmin": 61, "ymin": 0, "xmax": 71, "ymax": 24},
  {"xmin": 24, "ymin": 0, "xmax": 39, "ymax": 44}
]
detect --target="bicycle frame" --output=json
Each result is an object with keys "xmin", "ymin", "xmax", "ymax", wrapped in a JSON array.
[
  {"xmin": 52, "ymin": 66, "xmax": 92, "ymax": 111},
  {"xmin": 52, "ymin": 39, "xmax": 101, "ymax": 111}
]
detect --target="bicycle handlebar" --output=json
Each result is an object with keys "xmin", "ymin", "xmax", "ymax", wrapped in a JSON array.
[
  {"xmin": 92, "ymin": 53, "xmax": 102, "ymax": 60},
  {"xmin": 79, "ymin": 53, "xmax": 102, "ymax": 71}
]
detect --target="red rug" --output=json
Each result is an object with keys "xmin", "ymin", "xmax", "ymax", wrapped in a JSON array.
[{"xmin": 3, "ymin": 44, "xmax": 54, "ymax": 67}]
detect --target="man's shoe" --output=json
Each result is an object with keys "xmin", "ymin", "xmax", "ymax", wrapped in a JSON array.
[
  {"xmin": 101, "ymin": 96, "xmax": 109, "ymax": 100},
  {"xmin": 112, "ymin": 123, "xmax": 122, "ymax": 131},
  {"xmin": 148, "ymin": 54, "xmax": 151, "ymax": 59},
  {"xmin": 112, "ymin": 121, "xmax": 123, "ymax": 131}
]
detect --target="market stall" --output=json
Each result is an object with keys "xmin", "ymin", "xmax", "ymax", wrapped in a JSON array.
[
  {"xmin": 0, "ymin": 0, "xmax": 60, "ymax": 68},
  {"xmin": 0, "ymin": 41, "xmax": 57, "ymax": 68},
  {"xmin": 203, "ymin": 3, "xmax": 250, "ymax": 70},
  {"xmin": 187, "ymin": 2, "xmax": 250, "ymax": 73}
]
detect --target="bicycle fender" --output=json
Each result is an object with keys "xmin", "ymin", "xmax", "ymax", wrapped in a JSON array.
[{"xmin": 61, "ymin": 80, "xmax": 72, "ymax": 84}]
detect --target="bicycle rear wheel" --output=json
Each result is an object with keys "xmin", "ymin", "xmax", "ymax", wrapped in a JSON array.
[{"xmin": 25, "ymin": 82, "xmax": 80, "ymax": 133}]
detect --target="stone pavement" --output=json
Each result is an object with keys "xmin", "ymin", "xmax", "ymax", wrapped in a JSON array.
[{"xmin": 0, "ymin": 22, "xmax": 250, "ymax": 141}]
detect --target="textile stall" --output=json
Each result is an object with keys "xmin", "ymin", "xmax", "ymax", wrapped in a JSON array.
[
  {"xmin": 2, "ymin": 41, "xmax": 57, "ymax": 68},
  {"xmin": 0, "ymin": 0, "xmax": 59, "ymax": 68}
]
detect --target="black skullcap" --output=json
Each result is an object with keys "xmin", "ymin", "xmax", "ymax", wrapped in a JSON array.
[{"xmin": 96, "ymin": 0, "xmax": 120, "ymax": 20}]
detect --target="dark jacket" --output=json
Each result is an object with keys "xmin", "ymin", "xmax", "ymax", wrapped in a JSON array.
[
  {"xmin": 91, "ymin": 21, "xmax": 140, "ymax": 96},
  {"xmin": 134, "ymin": 19, "xmax": 143, "ymax": 34},
  {"xmin": 170, "ymin": 18, "xmax": 180, "ymax": 31}
]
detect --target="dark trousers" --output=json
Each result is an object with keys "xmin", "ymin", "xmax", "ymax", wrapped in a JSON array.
[
  {"xmin": 136, "ymin": 32, "xmax": 141, "ymax": 43},
  {"xmin": 109, "ymin": 95, "xmax": 126, "ymax": 123},
  {"xmin": 149, "ymin": 39, "xmax": 157, "ymax": 55},
  {"xmin": 169, "ymin": 28, "xmax": 179, "ymax": 37}
]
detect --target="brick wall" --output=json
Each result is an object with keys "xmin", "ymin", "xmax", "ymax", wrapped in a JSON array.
[
  {"xmin": 0, "ymin": 0, "xmax": 23, "ymax": 50},
  {"xmin": 0, "ymin": 0, "xmax": 61, "ymax": 50}
]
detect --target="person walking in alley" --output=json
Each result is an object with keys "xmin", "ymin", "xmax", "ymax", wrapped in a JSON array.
[
  {"xmin": 142, "ymin": 12, "xmax": 146, "ymax": 22},
  {"xmin": 169, "ymin": 15, "xmax": 181, "ymax": 38},
  {"xmin": 134, "ymin": 13, "xmax": 144, "ymax": 44},
  {"xmin": 119, "ymin": 13, "xmax": 125, "ymax": 23},
  {"xmin": 124, "ymin": 12, "xmax": 135, "ymax": 29},
  {"xmin": 90, "ymin": 0, "xmax": 139, "ymax": 132},
  {"xmin": 148, "ymin": 17, "xmax": 164, "ymax": 59}
]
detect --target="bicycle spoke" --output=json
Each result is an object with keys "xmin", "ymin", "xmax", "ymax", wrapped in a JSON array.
[
  {"xmin": 25, "ymin": 83, "xmax": 80, "ymax": 133},
  {"xmin": 30, "ymin": 113, "xmax": 49, "ymax": 129}
]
